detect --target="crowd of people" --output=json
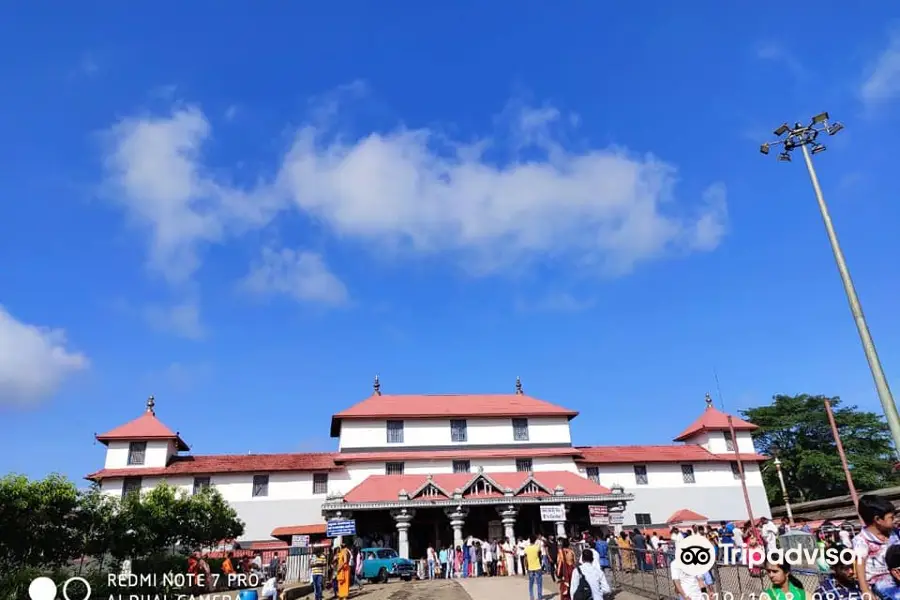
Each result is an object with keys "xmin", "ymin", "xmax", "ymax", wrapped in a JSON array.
[
  {"xmin": 669, "ymin": 494, "xmax": 900, "ymax": 600},
  {"xmin": 419, "ymin": 533, "xmax": 611, "ymax": 600}
]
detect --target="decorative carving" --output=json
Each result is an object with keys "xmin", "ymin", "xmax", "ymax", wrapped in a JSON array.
[
  {"xmin": 515, "ymin": 377, "xmax": 523, "ymax": 395},
  {"xmin": 514, "ymin": 475, "xmax": 552, "ymax": 496},
  {"xmin": 398, "ymin": 489, "xmax": 409, "ymax": 501},
  {"xmin": 554, "ymin": 484, "xmax": 565, "ymax": 496},
  {"xmin": 504, "ymin": 487, "xmax": 514, "ymax": 497},
  {"xmin": 373, "ymin": 375, "xmax": 381, "ymax": 396},
  {"xmin": 705, "ymin": 392, "xmax": 713, "ymax": 408},
  {"xmin": 146, "ymin": 395, "xmax": 156, "ymax": 414},
  {"xmin": 391, "ymin": 507, "xmax": 415, "ymax": 524}
]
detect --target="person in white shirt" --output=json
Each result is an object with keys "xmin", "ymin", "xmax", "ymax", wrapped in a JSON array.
[
  {"xmin": 650, "ymin": 533, "xmax": 660, "ymax": 550},
  {"xmin": 260, "ymin": 577, "xmax": 279, "ymax": 600},
  {"xmin": 517, "ymin": 539, "xmax": 528, "ymax": 575},
  {"xmin": 732, "ymin": 526, "xmax": 745, "ymax": 562},
  {"xmin": 671, "ymin": 559, "xmax": 704, "ymax": 600},
  {"xmin": 483, "ymin": 542, "xmax": 493, "ymax": 576},
  {"xmin": 670, "ymin": 527, "xmax": 683, "ymax": 542},
  {"xmin": 839, "ymin": 527, "xmax": 852, "ymax": 549},
  {"xmin": 571, "ymin": 548, "xmax": 611, "ymax": 600},
  {"xmin": 502, "ymin": 539, "xmax": 516, "ymax": 576},
  {"xmin": 760, "ymin": 517, "xmax": 779, "ymax": 553}
]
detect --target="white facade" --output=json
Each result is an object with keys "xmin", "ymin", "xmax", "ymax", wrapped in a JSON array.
[
  {"xmin": 93, "ymin": 402, "xmax": 771, "ymax": 541},
  {"xmin": 338, "ymin": 416, "xmax": 572, "ymax": 449}
]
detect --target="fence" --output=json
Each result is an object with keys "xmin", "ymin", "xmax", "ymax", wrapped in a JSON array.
[
  {"xmin": 575, "ymin": 544, "xmax": 828, "ymax": 600},
  {"xmin": 284, "ymin": 546, "xmax": 332, "ymax": 584}
]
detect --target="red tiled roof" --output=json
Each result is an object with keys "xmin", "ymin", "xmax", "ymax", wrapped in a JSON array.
[
  {"xmin": 335, "ymin": 447, "xmax": 581, "ymax": 463},
  {"xmin": 85, "ymin": 452, "xmax": 339, "ymax": 481},
  {"xmin": 342, "ymin": 471, "xmax": 610, "ymax": 503},
  {"xmin": 674, "ymin": 406, "xmax": 758, "ymax": 441},
  {"xmin": 330, "ymin": 394, "xmax": 578, "ymax": 436},
  {"xmin": 668, "ymin": 509, "xmax": 708, "ymax": 523},
  {"xmin": 96, "ymin": 411, "xmax": 190, "ymax": 451},
  {"xmin": 575, "ymin": 445, "xmax": 767, "ymax": 464},
  {"xmin": 271, "ymin": 524, "xmax": 328, "ymax": 537}
]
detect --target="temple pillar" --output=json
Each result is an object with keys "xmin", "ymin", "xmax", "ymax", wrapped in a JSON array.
[
  {"xmin": 551, "ymin": 494, "xmax": 568, "ymax": 539},
  {"xmin": 496, "ymin": 504, "xmax": 518, "ymax": 544},
  {"xmin": 555, "ymin": 520, "xmax": 567, "ymax": 539},
  {"xmin": 445, "ymin": 505, "xmax": 468, "ymax": 548},
  {"xmin": 391, "ymin": 508, "xmax": 415, "ymax": 559}
]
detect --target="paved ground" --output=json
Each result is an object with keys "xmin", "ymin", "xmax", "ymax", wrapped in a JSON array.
[{"xmin": 283, "ymin": 574, "xmax": 647, "ymax": 600}]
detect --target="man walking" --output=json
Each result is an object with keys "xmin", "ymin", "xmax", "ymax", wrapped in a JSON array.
[{"xmin": 525, "ymin": 536, "xmax": 544, "ymax": 600}]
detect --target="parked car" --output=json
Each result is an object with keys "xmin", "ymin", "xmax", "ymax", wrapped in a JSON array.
[{"xmin": 360, "ymin": 547, "xmax": 415, "ymax": 582}]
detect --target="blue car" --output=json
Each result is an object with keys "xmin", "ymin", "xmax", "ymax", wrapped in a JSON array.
[{"xmin": 360, "ymin": 547, "xmax": 415, "ymax": 582}]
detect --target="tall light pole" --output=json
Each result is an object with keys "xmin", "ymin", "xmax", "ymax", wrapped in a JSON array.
[
  {"xmin": 772, "ymin": 457, "xmax": 794, "ymax": 525},
  {"xmin": 761, "ymin": 113, "xmax": 900, "ymax": 460}
]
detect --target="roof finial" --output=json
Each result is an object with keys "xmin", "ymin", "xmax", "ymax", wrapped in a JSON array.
[
  {"xmin": 146, "ymin": 395, "xmax": 156, "ymax": 415},
  {"xmin": 515, "ymin": 376, "xmax": 523, "ymax": 395},
  {"xmin": 705, "ymin": 392, "xmax": 713, "ymax": 408},
  {"xmin": 373, "ymin": 375, "xmax": 381, "ymax": 396}
]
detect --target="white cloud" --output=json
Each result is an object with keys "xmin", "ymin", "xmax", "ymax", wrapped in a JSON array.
[
  {"xmin": 861, "ymin": 30, "xmax": 900, "ymax": 106},
  {"xmin": 515, "ymin": 292, "xmax": 595, "ymax": 313},
  {"xmin": 241, "ymin": 248, "xmax": 348, "ymax": 305},
  {"xmin": 102, "ymin": 92, "xmax": 728, "ymax": 289},
  {"xmin": 143, "ymin": 300, "xmax": 204, "ymax": 340},
  {"xmin": 755, "ymin": 42, "xmax": 805, "ymax": 78},
  {"xmin": 0, "ymin": 306, "xmax": 89, "ymax": 406}
]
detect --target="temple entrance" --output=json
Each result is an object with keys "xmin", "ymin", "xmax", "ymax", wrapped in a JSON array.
[
  {"xmin": 409, "ymin": 508, "xmax": 451, "ymax": 558},
  {"xmin": 352, "ymin": 509, "xmax": 398, "ymax": 550},
  {"xmin": 514, "ymin": 504, "xmax": 552, "ymax": 540},
  {"xmin": 461, "ymin": 505, "xmax": 503, "ymax": 542}
]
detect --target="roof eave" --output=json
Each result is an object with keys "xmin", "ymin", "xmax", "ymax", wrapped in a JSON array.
[{"xmin": 95, "ymin": 434, "xmax": 191, "ymax": 451}]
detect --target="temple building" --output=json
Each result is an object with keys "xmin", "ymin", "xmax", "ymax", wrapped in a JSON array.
[{"xmin": 87, "ymin": 379, "xmax": 770, "ymax": 558}]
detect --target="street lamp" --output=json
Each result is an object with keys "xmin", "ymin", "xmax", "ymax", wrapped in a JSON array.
[
  {"xmin": 761, "ymin": 113, "xmax": 900, "ymax": 460},
  {"xmin": 772, "ymin": 457, "xmax": 794, "ymax": 525}
]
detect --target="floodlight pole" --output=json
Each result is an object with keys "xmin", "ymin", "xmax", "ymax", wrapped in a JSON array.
[{"xmin": 762, "ymin": 115, "xmax": 900, "ymax": 461}]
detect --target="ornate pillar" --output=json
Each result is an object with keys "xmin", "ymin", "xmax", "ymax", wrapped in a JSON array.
[
  {"xmin": 445, "ymin": 504, "xmax": 468, "ymax": 548},
  {"xmin": 496, "ymin": 504, "xmax": 518, "ymax": 544},
  {"xmin": 391, "ymin": 508, "xmax": 415, "ymax": 559},
  {"xmin": 552, "ymin": 491, "xmax": 568, "ymax": 539}
]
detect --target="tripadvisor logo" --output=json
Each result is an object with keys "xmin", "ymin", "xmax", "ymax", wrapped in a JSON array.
[
  {"xmin": 674, "ymin": 534, "xmax": 861, "ymax": 573},
  {"xmin": 674, "ymin": 535, "xmax": 717, "ymax": 576},
  {"xmin": 730, "ymin": 544, "xmax": 861, "ymax": 569}
]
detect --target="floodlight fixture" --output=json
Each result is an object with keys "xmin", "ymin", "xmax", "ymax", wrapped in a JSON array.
[{"xmin": 757, "ymin": 111, "xmax": 900, "ymax": 462}]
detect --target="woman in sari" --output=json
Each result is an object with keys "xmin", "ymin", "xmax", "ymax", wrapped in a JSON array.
[
  {"xmin": 555, "ymin": 537, "xmax": 576, "ymax": 600},
  {"xmin": 619, "ymin": 531, "xmax": 635, "ymax": 571},
  {"xmin": 335, "ymin": 542, "xmax": 352, "ymax": 599}
]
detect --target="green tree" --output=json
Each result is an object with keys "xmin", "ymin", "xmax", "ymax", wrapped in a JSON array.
[
  {"xmin": 742, "ymin": 394, "xmax": 899, "ymax": 504},
  {"xmin": 73, "ymin": 485, "xmax": 119, "ymax": 564},
  {"xmin": 180, "ymin": 486, "xmax": 244, "ymax": 550},
  {"xmin": 0, "ymin": 474, "xmax": 81, "ymax": 570}
]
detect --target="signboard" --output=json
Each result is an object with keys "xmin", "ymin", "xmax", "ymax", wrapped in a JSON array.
[
  {"xmin": 540, "ymin": 504, "xmax": 565, "ymax": 522},
  {"xmin": 291, "ymin": 534, "xmax": 310, "ymax": 547},
  {"xmin": 609, "ymin": 514, "xmax": 624, "ymax": 525},
  {"xmin": 588, "ymin": 505, "xmax": 609, "ymax": 526},
  {"xmin": 326, "ymin": 519, "xmax": 357, "ymax": 538}
]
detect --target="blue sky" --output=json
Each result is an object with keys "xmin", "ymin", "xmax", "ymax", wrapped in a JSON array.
[{"xmin": 2, "ymin": 2, "xmax": 900, "ymax": 482}]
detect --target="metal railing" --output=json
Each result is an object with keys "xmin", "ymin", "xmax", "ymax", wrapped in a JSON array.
[{"xmin": 575, "ymin": 545, "xmax": 828, "ymax": 600}]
